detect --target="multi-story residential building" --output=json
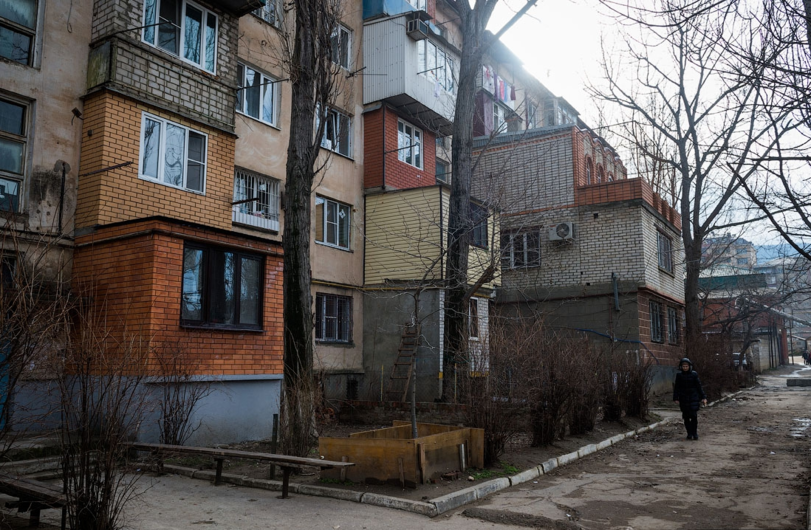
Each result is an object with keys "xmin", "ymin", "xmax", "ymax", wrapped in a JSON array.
[
  {"xmin": 1, "ymin": 0, "xmax": 93, "ymax": 422},
  {"xmin": 702, "ymin": 234, "xmax": 757, "ymax": 273},
  {"xmin": 358, "ymin": 0, "xmax": 500, "ymax": 401},
  {"xmin": 472, "ymin": 52, "xmax": 686, "ymax": 384}
]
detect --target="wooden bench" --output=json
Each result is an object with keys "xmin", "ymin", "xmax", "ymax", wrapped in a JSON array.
[
  {"xmin": 0, "ymin": 473, "xmax": 66, "ymax": 528},
  {"xmin": 127, "ymin": 442, "xmax": 354, "ymax": 499}
]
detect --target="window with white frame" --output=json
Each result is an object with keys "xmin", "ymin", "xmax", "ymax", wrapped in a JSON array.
[
  {"xmin": 142, "ymin": 0, "xmax": 218, "ymax": 73},
  {"xmin": 319, "ymin": 108, "xmax": 351, "ymax": 157},
  {"xmin": 315, "ymin": 293, "xmax": 352, "ymax": 342},
  {"xmin": 667, "ymin": 307, "xmax": 679, "ymax": 345},
  {"xmin": 252, "ymin": 0, "xmax": 281, "ymax": 28},
  {"xmin": 236, "ymin": 63, "xmax": 278, "ymax": 126},
  {"xmin": 417, "ymin": 40, "xmax": 455, "ymax": 93},
  {"xmin": 0, "ymin": 96, "xmax": 28, "ymax": 212},
  {"xmin": 232, "ymin": 168, "xmax": 280, "ymax": 231},
  {"xmin": 0, "ymin": 0, "xmax": 37, "ymax": 65},
  {"xmin": 315, "ymin": 196, "xmax": 351, "ymax": 250},
  {"xmin": 139, "ymin": 113, "xmax": 207, "ymax": 193},
  {"xmin": 657, "ymin": 230, "xmax": 673, "ymax": 273},
  {"xmin": 650, "ymin": 301, "xmax": 663, "ymax": 343},
  {"xmin": 436, "ymin": 160, "xmax": 449, "ymax": 183},
  {"xmin": 397, "ymin": 120, "xmax": 422, "ymax": 169},
  {"xmin": 501, "ymin": 229, "xmax": 541, "ymax": 269},
  {"xmin": 469, "ymin": 298, "xmax": 479, "ymax": 339},
  {"xmin": 493, "ymin": 103, "xmax": 506, "ymax": 132},
  {"xmin": 330, "ymin": 24, "xmax": 350, "ymax": 69},
  {"xmin": 526, "ymin": 101, "xmax": 537, "ymax": 129}
]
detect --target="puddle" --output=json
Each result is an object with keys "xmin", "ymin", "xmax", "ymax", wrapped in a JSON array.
[
  {"xmin": 790, "ymin": 418, "xmax": 811, "ymax": 438},
  {"xmin": 780, "ymin": 366, "xmax": 811, "ymax": 378},
  {"xmin": 748, "ymin": 426, "xmax": 776, "ymax": 434}
]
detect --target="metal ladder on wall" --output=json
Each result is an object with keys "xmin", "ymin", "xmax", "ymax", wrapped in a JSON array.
[{"xmin": 385, "ymin": 324, "xmax": 421, "ymax": 402}]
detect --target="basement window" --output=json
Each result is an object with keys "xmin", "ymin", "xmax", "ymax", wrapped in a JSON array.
[{"xmin": 315, "ymin": 293, "xmax": 352, "ymax": 343}]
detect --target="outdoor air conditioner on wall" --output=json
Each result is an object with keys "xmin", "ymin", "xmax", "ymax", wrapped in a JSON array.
[
  {"xmin": 549, "ymin": 222, "xmax": 574, "ymax": 241},
  {"xmin": 406, "ymin": 19, "xmax": 430, "ymax": 40}
]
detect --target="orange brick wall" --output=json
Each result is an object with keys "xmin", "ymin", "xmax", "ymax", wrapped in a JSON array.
[
  {"xmin": 363, "ymin": 107, "xmax": 436, "ymax": 190},
  {"xmin": 73, "ymin": 219, "xmax": 283, "ymax": 376},
  {"xmin": 77, "ymin": 90, "xmax": 235, "ymax": 231}
]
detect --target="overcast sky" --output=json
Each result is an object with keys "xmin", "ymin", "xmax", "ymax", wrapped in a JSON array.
[{"xmin": 489, "ymin": 0, "xmax": 607, "ymax": 125}]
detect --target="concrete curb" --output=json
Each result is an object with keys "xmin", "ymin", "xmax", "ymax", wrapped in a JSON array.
[{"xmin": 161, "ymin": 394, "xmax": 755, "ymax": 519}]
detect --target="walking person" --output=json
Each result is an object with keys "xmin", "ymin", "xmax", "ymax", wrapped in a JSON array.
[{"xmin": 673, "ymin": 357, "xmax": 707, "ymax": 440}]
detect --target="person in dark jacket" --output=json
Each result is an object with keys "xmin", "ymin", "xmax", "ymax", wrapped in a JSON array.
[{"xmin": 673, "ymin": 357, "xmax": 707, "ymax": 440}]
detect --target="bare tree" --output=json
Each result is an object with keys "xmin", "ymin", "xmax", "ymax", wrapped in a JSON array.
[
  {"xmin": 279, "ymin": 0, "xmax": 348, "ymax": 455},
  {"xmin": 589, "ymin": 0, "xmax": 797, "ymax": 343}
]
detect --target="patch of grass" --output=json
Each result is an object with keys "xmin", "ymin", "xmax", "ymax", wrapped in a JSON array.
[{"xmin": 467, "ymin": 461, "xmax": 519, "ymax": 480}]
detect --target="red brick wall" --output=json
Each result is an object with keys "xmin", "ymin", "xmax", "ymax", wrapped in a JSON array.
[
  {"xmin": 73, "ymin": 219, "xmax": 284, "ymax": 376},
  {"xmin": 638, "ymin": 290, "xmax": 684, "ymax": 365},
  {"xmin": 363, "ymin": 107, "xmax": 436, "ymax": 190}
]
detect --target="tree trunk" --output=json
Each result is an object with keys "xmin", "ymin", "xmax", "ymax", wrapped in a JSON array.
[
  {"xmin": 683, "ymin": 237, "xmax": 703, "ymax": 346},
  {"xmin": 281, "ymin": 0, "xmax": 318, "ymax": 456}
]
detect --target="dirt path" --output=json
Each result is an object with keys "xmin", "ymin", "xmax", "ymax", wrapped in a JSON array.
[{"xmin": 467, "ymin": 365, "xmax": 811, "ymax": 530}]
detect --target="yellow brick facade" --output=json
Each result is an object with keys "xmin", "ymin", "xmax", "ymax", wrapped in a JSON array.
[{"xmin": 77, "ymin": 90, "xmax": 235, "ymax": 230}]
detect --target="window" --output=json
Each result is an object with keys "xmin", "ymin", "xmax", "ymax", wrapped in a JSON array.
[
  {"xmin": 585, "ymin": 157, "xmax": 593, "ymax": 185},
  {"xmin": 0, "ymin": 97, "xmax": 27, "ymax": 212},
  {"xmin": 667, "ymin": 307, "xmax": 679, "ymax": 345},
  {"xmin": 493, "ymin": 103, "xmax": 506, "ymax": 132},
  {"xmin": 232, "ymin": 168, "xmax": 280, "ymax": 231},
  {"xmin": 315, "ymin": 196, "xmax": 351, "ymax": 250},
  {"xmin": 436, "ymin": 160, "xmax": 449, "ymax": 183},
  {"xmin": 469, "ymin": 298, "xmax": 479, "ymax": 339},
  {"xmin": 597, "ymin": 166, "xmax": 604, "ymax": 183},
  {"xmin": 0, "ymin": 0, "xmax": 36, "ymax": 65},
  {"xmin": 649, "ymin": 301, "xmax": 663, "ymax": 343},
  {"xmin": 236, "ymin": 64, "xmax": 278, "ymax": 126},
  {"xmin": 526, "ymin": 101, "xmax": 537, "ymax": 129},
  {"xmin": 181, "ymin": 244, "xmax": 263, "ymax": 329},
  {"xmin": 139, "ymin": 113, "xmax": 207, "ymax": 193},
  {"xmin": 0, "ymin": 253, "xmax": 16, "ymax": 290},
  {"xmin": 737, "ymin": 258, "xmax": 749, "ymax": 266},
  {"xmin": 501, "ymin": 229, "xmax": 541, "ymax": 269},
  {"xmin": 470, "ymin": 203, "xmax": 488, "ymax": 248},
  {"xmin": 252, "ymin": 0, "xmax": 281, "ymax": 28},
  {"xmin": 397, "ymin": 120, "xmax": 422, "ymax": 169},
  {"xmin": 417, "ymin": 40, "xmax": 455, "ymax": 93},
  {"xmin": 319, "ymin": 108, "xmax": 351, "ymax": 157},
  {"xmin": 315, "ymin": 293, "xmax": 352, "ymax": 342},
  {"xmin": 330, "ymin": 24, "xmax": 350, "ymax": 69},
  {"xmin": 657, "ymin": 230, "xmax": 673, "ymax": 273},
  {"xmin": 142, "ymin": 0, "xmax": 218, "ymax": 73},
  {"xmin": 405, "ymin": 0, "xmax": 425, "ymax": 10}
]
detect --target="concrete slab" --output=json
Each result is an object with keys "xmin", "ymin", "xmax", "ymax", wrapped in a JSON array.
[
  {"xmin": 540, "ymin": 458, "xmax": 558, "ymax": 474},
  {"xmin": 432, "ymin": 486, "xmax": 479, "ymax": 514},
  {"xmin": 787, "ymin": 379, "xmax": 811, "ymax": 387},
  {"xmin": 577, "ymin": 444, "xmax": 597, "ymax": 458},
  {"xmin": 362, "ymin": 492, "xmax": 437, "ymax": 516},
  {"xmin": 298, "ymin": 484, "xmax": 363, "ymax": 502},
  {"xmin": 509, "ymin": 466, "xmax": 540, "ymax": 486},
  {"xmin": 472, "ymin": 477, "xmax": 510, "ymax": 499},
  {"xmin": 556, "ymin": 451, "xmax": 579, "ymax": 466}
]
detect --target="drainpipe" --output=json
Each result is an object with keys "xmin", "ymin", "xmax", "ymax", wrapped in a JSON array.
[
  {"xmin": 58, "ymin": 162, "xmax": 66, "ymax": 235},
  {"xmin": 382, "ymin": 106, "xmax": 387, "ymax": 190},
  {"xmin": 611, "ymin": 272, "xmax": 620, "ymax": 311}
]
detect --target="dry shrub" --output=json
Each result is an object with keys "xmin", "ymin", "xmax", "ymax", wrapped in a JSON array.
[
  {"xmin": 685, "ymin": 336, "xmax": 740, "ymax": 401},
  {"xmin": 601, "ymin": 347, "xmax": 653, "ymax": 421}
]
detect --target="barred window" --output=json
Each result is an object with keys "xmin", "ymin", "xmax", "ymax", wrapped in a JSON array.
[
  {"xmin": 252, "ymin": 0, "xmax": 282, "ymax": 28},
  {"xmin": 657, "ymin": 230, "xmax": 673, "ymax": 273},
  {"xmin": 650, "ymin": 301, "xmax": 663, "ymax": 343},
  {"xmin": 315, "ymin": 293, "xmax": 352, "ymax": 342},
  {"xmin": 667, "ymin": 307, "xmax": 679, "ymax": 345},
  {"xmin": 232, "ymin": 169, "xmax": 280, "ymax": 231}
]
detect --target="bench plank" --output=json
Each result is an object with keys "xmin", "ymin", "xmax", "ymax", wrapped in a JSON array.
[
  {"xmin": 127, "ymin": 442, "xmax": 354, "ymax": 499},
  {"xmin": 0, "ymin": 474, "xmax": 65, "ymax": 506}
]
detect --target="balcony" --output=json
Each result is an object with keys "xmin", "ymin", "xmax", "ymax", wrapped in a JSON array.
[{"xmin": 363, "ymin": 13, "xmax": 457, "ymax": 136}]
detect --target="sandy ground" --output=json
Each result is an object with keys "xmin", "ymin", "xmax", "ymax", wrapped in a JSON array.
[{"xmin": 465, "ymin": 363, "xmax": 811, "ymax": 529}]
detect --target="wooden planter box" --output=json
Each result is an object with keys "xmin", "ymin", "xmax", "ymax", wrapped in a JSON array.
[{"xmin": 319, "ymin": 421, "xmax": 484, "ymax": 488}]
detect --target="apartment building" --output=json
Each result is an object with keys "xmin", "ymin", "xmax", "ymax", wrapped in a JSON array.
[
  {"xmin": 472, "ymin": 56, "xmax": 687, "ymax": 380},
  {"xmin": 358, "ymin": 0, "xmax": 499, "ymax": 401}
]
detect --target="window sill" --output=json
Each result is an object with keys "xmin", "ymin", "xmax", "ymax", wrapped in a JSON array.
[
  {"xmin": 249, "ymin": 12, "xmax": 284, "ymax": 31},
  {"xmin": 180, "ymin": 323, "xmax": 264, "ymax": 332},
  {"xmin": 471, "ymin": 244, "xmax": 489, "ymax": 250},
  {"xmin": 140, "ymin": 176, "xmax": 206, "ymax": 196},
  {"xmin": 315, "ymin": 241, "xmax": 353, "ymax": 253},
  {"xmin": 236, "ymin": 111, "xmax": 280, "ymax": 131},
  {"xmin": 658, "ymin": 267, "xmax": 675, "ymax": 277},
  {"xmin": 319, "ymin": 146, "xmax": 354, "ymax": 161},
  {"xmin": 315, "ymin": 340, "xmax": 355, "ymax": 348}
]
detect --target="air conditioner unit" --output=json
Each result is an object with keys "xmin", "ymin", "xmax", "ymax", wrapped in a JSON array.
[
  {"xmin": 549, "ymin": 222, "xmax": 574, "ymax": 241},
  {"xmin": 406, "ymin": 19, "xmax": 430, "ymax": 41}
]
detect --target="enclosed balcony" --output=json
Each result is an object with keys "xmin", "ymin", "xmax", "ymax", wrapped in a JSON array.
[{"xmin": 363, "ymin": 13, "xmax": 457, "ymax": 136}]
